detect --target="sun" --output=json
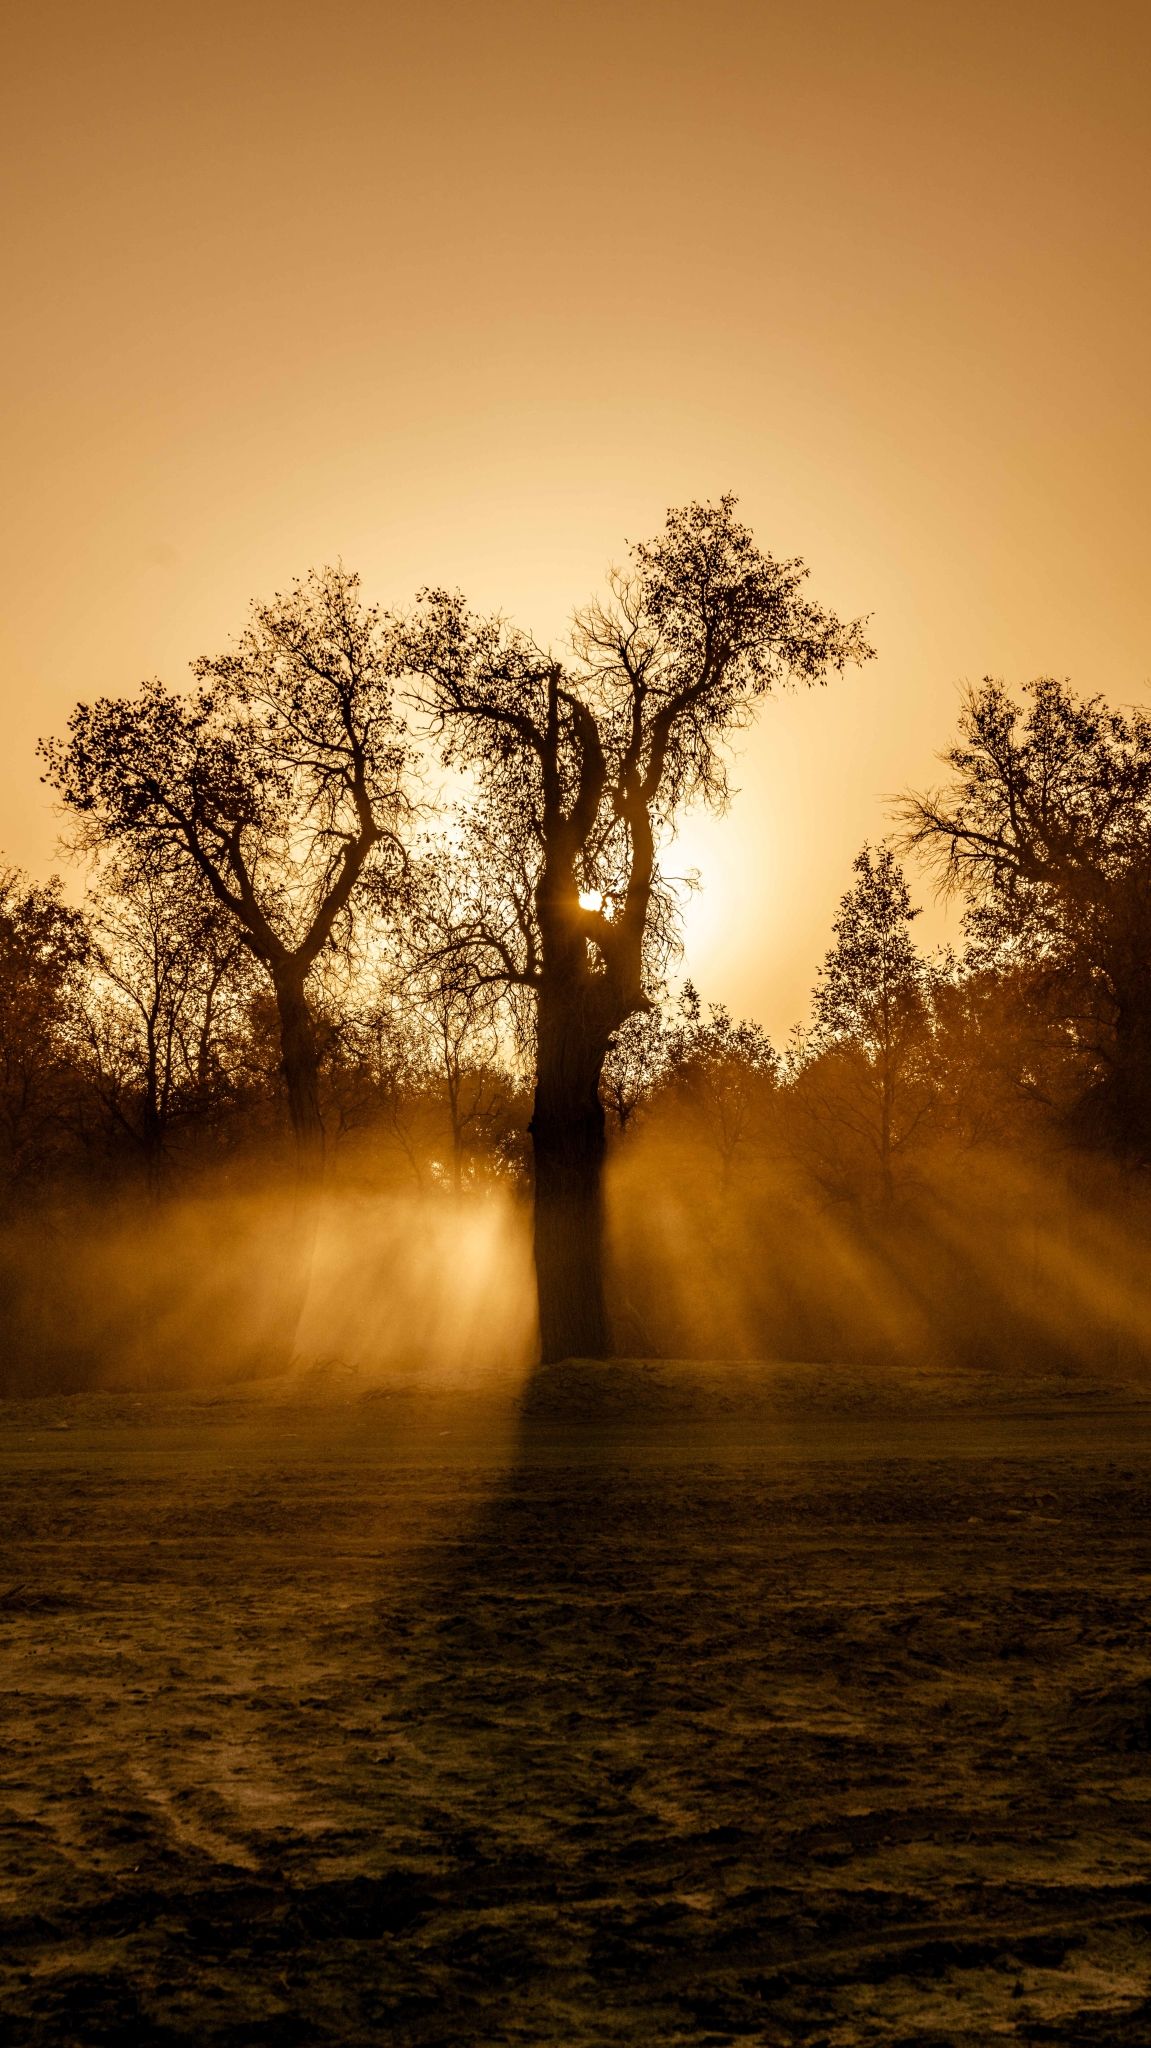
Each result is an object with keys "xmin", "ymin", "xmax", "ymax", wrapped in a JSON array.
[{"xmin": 578, "ymin": 889, "xmax": 604, "ymax": 912}]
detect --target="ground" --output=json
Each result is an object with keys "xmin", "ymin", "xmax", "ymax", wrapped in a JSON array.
[{"xmin": 1, "ymin": 1358, "xmax": 1149, "ymax": 2045}]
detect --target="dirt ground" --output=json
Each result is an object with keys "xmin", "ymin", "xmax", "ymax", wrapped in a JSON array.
[{"xmin": 1, "ymin": 1357, "xmax": 1150, "ymax": 2046}]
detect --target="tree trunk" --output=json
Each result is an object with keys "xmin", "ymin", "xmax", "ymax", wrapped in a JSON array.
[
  {"xmin": 273, "ymin": 969, "xmax": 325, "ymax": 1182},
  {"xmin": 530, "ymin": 997, "xmax": 611, "ymax": 1362},
  {"xmin": 263, "ymin": 967, "xmax": 325, "ymax": 1376}
]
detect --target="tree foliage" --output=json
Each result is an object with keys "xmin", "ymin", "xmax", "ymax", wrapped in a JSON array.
[
  {"xmin": 660, "ymin": 983, "xmax": 777, "ymax": 1185},
  {"xmin": 80, "ymin": 855, "xmax": 254, "ymax": 1187},
  {"xmin": 794, "ymin": 846, "xmax": 933, "ymax": 1202},
  {"xmin": 900, "ymin": 677, "xmax": 1151, "ymax": 1158},
  {"xmin": 0, "ymin": 871, "xmax": 88, "ymax": 1197},
  {"xmin": 404, "ymin": 496, "xmax": 873, "ymax": 1023},
  {"xmin": 42, "ymin": 567, "xmax": 413, "ymax": 1166}
]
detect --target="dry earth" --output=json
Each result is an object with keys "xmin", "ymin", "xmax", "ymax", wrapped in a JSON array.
[{"xmin": 1, "ymin": 1358, "xmax": 1150, "ymax": 2045}]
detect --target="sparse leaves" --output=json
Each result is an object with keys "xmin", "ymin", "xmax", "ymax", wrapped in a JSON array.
[{"xmin": 402, "ymin": 497, "xmax": 873, "ymax": 1039}]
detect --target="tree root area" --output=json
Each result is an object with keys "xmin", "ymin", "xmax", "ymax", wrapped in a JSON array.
[{"xmin": 1, "ymin": 1374, "xmax": 1149, "ymax": 2045}]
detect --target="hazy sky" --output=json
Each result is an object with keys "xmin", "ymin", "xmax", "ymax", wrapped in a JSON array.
[{"xmin": 4, "ymin": 0, "xmax": 1148, "ymax": 1036}]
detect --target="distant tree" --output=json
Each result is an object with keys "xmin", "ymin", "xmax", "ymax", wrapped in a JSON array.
[
  {"xmin": 796, "ymin": 845, "xmax": 932, "ymax": 1202},
  {"xmin": 926, "ymin": 953, "xmax": 1082, "ymax": 1154},
  {"xmin": 317, "ymin": 980, "xmax": 426, "ymax": 1184},
  {"xmin": 403, "ymin": 852, "xmax": 525, "ymax": 1189},
  {"xmin": 0, "ymin": 870, "xmax": 88, "ymax": 1198},
  {"xmin": 899, "ymin": 677, "xmax": 1151, "ymax": 1161},
  {"xmin": 602, "ymin": 1004, "xmax": 670, "ymax": 1136},
  {"xmin": 661, "ymin": 982, "xmax": 777, "ymax": 1186},
  {"xmin": 79, "ymin": 854, "xmax": 253, "ymax": 1192},
  {"xmin": 403, "ymin": 498, "xmax": 872, "ymax": 1359},
  {"xmin": 42, "ymin": 569, "xmax": 412, "ymax": 1179}
]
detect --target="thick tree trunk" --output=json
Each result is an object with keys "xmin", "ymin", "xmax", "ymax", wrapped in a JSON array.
[
  {"xmin": 273, "ymin": 970, "xmax": 325, "ymax": 1182},
  {"xmin": 530, "ymin": 998, "xmax": 611, "ymax": 1363},
  {"xmin": 265, "ymin": 968, "xmax": 324, "ymax": 1376}
]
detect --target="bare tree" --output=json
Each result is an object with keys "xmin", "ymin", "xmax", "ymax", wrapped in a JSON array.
[
  {"xmin": 42, "ymin": 568, "xmax": 412, "ymax": 1180},
  {"xmin": 403, "ymin": 497, "xmax": 872, "ymax": 1359}
]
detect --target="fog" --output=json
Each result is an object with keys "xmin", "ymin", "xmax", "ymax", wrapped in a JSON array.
[
  {"xmin": 608, "ymin": 1120, "xmax": 1151, "ymax": 1390},
  {"xmin": 0, "ymin": 1180, "xmax": 536, "ymax": 1399},
  {"xmin": 3, "ymin": 1119, "xmax": 1148, "ymax": 1402}
]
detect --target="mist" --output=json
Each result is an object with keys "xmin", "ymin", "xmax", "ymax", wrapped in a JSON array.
[
  {"xmin": 609, "ymin": 1114, "xmax": 1151, "ymax": 1389},
  {"xmin": 4, "ymin": 1112, "xmax": 1149, "ymax": 1405},
  {"xmin": 0, "ymin": 1178, "xmax": 536, "ymax": 1400}
]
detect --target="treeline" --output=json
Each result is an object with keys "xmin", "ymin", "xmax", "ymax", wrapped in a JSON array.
[
  {"xmin": 3, "ymin": 511, "xmax": 1151, "ymax": 1382},
  {"xmin": 0, "ymin": 858, "xmax": 531, "ymax": 1204},
  {"xmin": 6, "ymin": 678, "xmax": 1150, "ymax": 1214},
  {"xmin": 0, "ymin": 829, "xmax": 1121, "ymax": 1216},
  {"xmin": 609, "ymin": 681, "xmax": 1151, "ymax": 1375}
]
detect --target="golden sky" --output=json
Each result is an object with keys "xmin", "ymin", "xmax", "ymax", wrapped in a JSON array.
[{"xmin": 3, "ymin": 0, "xmax": 1148, "ymax": 1036}]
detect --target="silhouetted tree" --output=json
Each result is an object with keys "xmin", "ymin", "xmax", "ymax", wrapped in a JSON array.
[
  {"xmin": 80, "ymin": 854, "xmax": 253, "ymax": 1192},
  {"xmin": 602, "ymin": 1004, "xmax": 670, "ymax": 1136},
  {"xmin": 900, "ymin": 678, "xmax": 1151, "ymax": 1161},
  {"xmin": 927, "ymin": 955, "xmax": 1077, "ymax": 1154},
  {"xmin": 404, "ymin": 852, "xmax": 525, "ymax": 1188},
  {"xmin": 661, "ymin": 982, "xmax": 777, "ymax": 1186},
  {"xmin": 42, "ymin": 568, "xmax": 411, "ymax": 1179},
  {"xmin": 794, "ymin": 845, "xmax": 932, "ymax": 1202},
  {"xmin": 0, "ymin": 869, "xmax": 88, "ymax": 1199},
  {"xmin": 404, "ymin": 498, "xmax": 872, "ymax": 1359}
]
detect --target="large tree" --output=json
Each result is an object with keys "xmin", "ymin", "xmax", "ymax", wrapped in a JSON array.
[
  {"xmin": 43, "ymin": 568, "xmax": 411, "ymax": 1178},
  {"xmin": 404, "ymin": 497, "xmax": 872, "ymax": 1359},
  {"xmin": 899, "ymin": 677, "xmax": 1151, "ymax": 1161}
]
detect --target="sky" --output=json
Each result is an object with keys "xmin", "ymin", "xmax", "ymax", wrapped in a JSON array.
[{"xmin": 3, "ymin": 0, "xmax": 1149, "ymax": 1038}]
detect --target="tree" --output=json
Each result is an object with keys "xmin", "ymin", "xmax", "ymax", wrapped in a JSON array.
[
  {"xmin": 796, "ymin": 845, "xmax": 932, "ymax": 1203},
  {"xmin": 403, "ymin": 497, "xmax": 872, "ymax": 1359},
  {"xmin": 661, "ymin": 982, "xmax": 777, "ymax": 1186},
  {"xmin": 601, "ymin": 1003, "xmax": 670, "ymax": 1136},
  {"xmin": 899, "ymin": 677, "xmax": 1151, "ymax": 1161},
  {"xmin": 42, "ymin": 568, "xmax": 411, "ymax": 1179},
  {"xmin": 79, "ymin": 853, "xmax": 253, "ymax": 1193},
  {"xmin": 0, "ymin": 869, "xmax": 88, "ymax": 1200},
  {"xmin": 323, "ymin": 984, "xmax": 429, "ymax": 1184},
  {"xmin": 402, "ymin": 851, "xmax": 525, "ymax": 1189}
]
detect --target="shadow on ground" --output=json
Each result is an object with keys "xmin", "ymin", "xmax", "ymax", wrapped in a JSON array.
[{"xmin": 1, "ymin": 1358, "xmax": 1149, "ymax": 2043}]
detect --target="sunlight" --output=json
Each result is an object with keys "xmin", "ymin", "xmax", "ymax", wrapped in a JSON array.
[
  {"xmin": 578, "ymin": 889, "xmax": 603, "ymax": 912},
  {"xmin": 297, "ymin": 1187, "xmax": 537, "ymax": 1395}
]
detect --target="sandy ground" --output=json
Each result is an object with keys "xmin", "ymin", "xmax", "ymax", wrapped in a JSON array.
[{"xmin": 1, "ymin": 1358, "xmax": 1150, "ymax": 2045}]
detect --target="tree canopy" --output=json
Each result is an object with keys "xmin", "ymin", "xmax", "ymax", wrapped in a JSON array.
[
  {"xmin": 42, "ymin": 567, "xmax": 413, "ymax": 1167},
  {"xmin": 900, "ymin": 677, "xmax": 1151, "ymax": 1157}
]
